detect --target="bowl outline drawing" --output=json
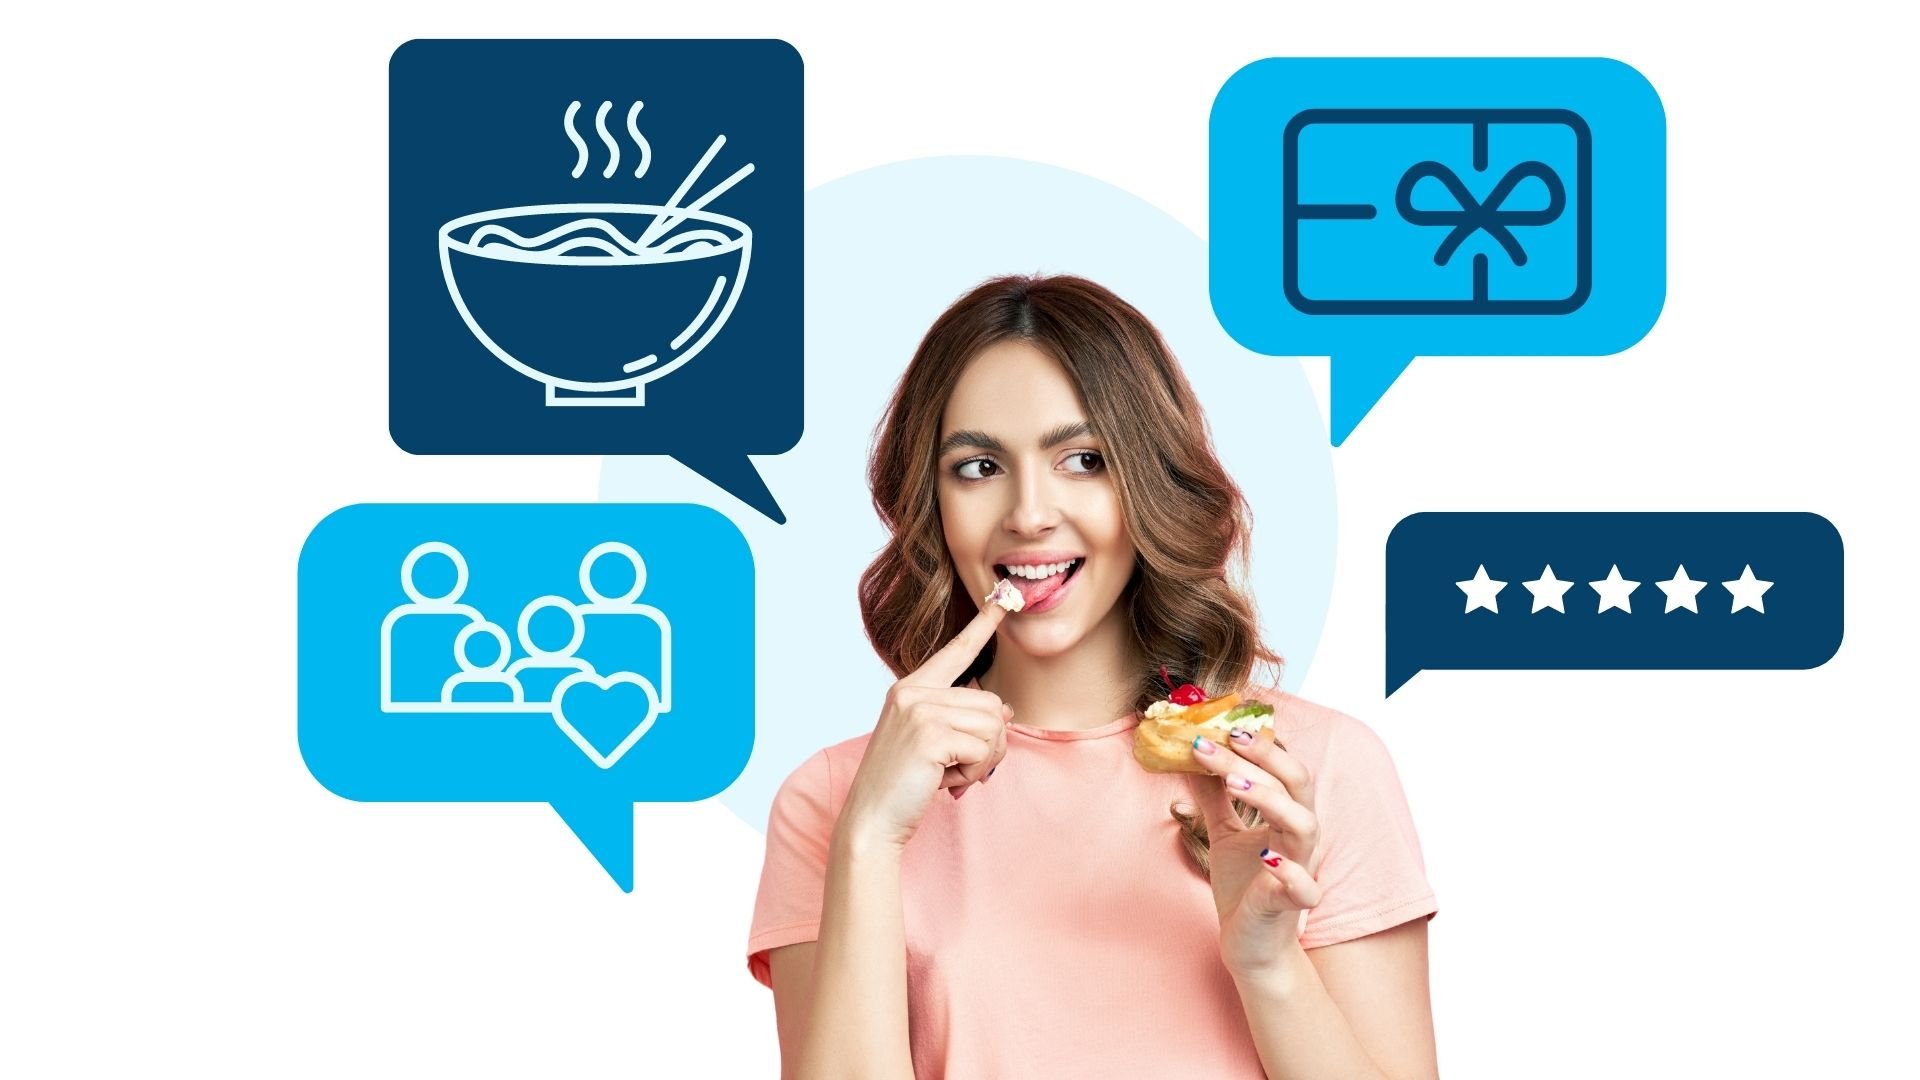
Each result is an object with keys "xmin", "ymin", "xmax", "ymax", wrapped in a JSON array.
[{"xmin": 438, "ymin": 202, "xmax": 753, "ymax": 402}]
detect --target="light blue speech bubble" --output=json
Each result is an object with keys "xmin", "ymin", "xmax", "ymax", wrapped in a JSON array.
[
  {"xmin": 298, "ymin": 503, "xmax": 753, "ymax": 889},
  {"xmin": 1211, "ymin": 58, "xmax": 1666, "ymax": 443}
]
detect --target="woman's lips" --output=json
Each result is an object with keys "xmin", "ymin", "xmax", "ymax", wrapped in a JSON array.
[{"xmin": 997, "ymin": 558, "xmax": 1082, "ymax": 614}]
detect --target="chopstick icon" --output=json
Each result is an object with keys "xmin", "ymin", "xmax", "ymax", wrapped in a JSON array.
[{"xmin": 636, "ymin": 134, "xmax": 756, "ymax": 248}]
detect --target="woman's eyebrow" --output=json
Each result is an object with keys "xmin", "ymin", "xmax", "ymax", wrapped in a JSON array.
[
  {"xmin": 1038, "ymin": 420, "xmax": 1096, "ymax": 448},
  {"xmin": 937, "ymin": 421, "xmax": 1096, "ymax": 457},
  {"xmin": 937, "ymin": 429, "xmax": 1003, "ymax": 456}
]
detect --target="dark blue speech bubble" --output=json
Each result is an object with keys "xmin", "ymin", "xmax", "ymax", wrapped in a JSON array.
[
  {"xmin": 1386, "ymin": 513, "xmax": 1843, "ymax": 695},
  {"xmin": 388, "ymin": 40, "xmax": 801, "ymax": 523}
]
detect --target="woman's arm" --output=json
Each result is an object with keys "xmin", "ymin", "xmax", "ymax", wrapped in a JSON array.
[
  {"xmin": 769, "ymin": 603, "xmax": 1011, "ymax": 1079},
  {"xmin": 1232, "ymin": 919, "xmax": 1438, "ymax": 1080},
  {"xmin": 777, "ymin": 822, "xmax": 915, "ymax": 1080},
  {"xmin": 1185, "ymin": 719, "xmax": 1438, "ymax": 1079}
]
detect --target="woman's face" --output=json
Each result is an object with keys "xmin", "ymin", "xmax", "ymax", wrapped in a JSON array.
[{"xmin": 937, "ymin": 339, "xmax": 1136, "ymax": 658}]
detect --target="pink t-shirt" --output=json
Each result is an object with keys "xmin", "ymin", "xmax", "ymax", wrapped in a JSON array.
[{"xmin": 746, "ymin": 685, "xmax": 1436, "ymax": 1079}]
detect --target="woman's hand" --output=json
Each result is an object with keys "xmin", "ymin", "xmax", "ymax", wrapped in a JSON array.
[
  {"xmin": 837, "ymin": 600, "xmax": 1013, "ymax": 852},
  {"xmin": 1188, "ymin": 724, "xmax": 1324, "ymax": 981}
]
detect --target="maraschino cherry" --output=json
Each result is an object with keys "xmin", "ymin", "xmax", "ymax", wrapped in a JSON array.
[{"xmin": 1158, "ymin": 664, "xmax": 1208, "ymax": 706}]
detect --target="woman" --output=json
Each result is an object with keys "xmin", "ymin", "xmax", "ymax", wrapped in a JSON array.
[{"xmin": 748, "ymin": 275, "xmax": 1438, "ymax": 1079}]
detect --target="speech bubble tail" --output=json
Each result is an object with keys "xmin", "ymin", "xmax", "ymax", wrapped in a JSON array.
[
  {"xmin": 550, "ymin": 800, "xmax": 635, "ymax": 891},
  {"xmin": 1385, "ymin": 664, "xmax": 1419, "ymax": 698},
  {"xmin": 672, "ymin": 452, "xmax": 786, "ymax": 525},
  {"xmin": 1329, "ymin": 354, "xmax": 1415, "ymax": 446}
]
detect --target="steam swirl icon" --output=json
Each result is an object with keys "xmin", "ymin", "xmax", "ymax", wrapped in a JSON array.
[{"xmin": 439, "ymin": 101, "xmax": 755, "ymax": 406}]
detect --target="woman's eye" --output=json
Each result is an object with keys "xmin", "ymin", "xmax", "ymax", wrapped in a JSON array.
[
  {"xmin": 1063, "ymin": 450, "xmax": 1105, "ymax": 474},
  {"xmin": 955, "ymin": 458, "xmax": 999, "ymax": 480}
]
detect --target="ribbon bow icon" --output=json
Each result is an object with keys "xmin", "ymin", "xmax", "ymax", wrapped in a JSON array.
[{"xmin": 1394, "ymin": 160, "xmax": 1566, "ymax": 267}]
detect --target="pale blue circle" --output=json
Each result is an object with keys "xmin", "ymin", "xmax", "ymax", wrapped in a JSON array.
[{"xmin": 600, "ymin": 156, "xmax": 1335, "ymax": 831}]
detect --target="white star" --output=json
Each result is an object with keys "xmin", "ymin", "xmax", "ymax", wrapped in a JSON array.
[
  {"xmin": 1723, "ymin": 565, "xmax": 1773, "ymax": 614},
  {"xmin": 1455, "ymin": 564, "xmax": 1507, "ymax": 614},
  {"xmin": 1521, "ymin": 565, "xmax": 1575, "ymax": 613},
  {"xmin": 1589, "ymin": 565, "xmax": 1640, "ymax": 614},
  {"xmin": 1654, "ymin": 564, "xmax": 1709, "ymax": 613}
]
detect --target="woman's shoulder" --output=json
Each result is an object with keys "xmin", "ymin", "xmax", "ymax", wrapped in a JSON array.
[{"xmin": 774, "ymin": 731, "xmax": 875, "ymax": 804}]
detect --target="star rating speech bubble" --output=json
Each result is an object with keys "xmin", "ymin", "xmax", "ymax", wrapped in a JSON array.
[{"xmin": 1387, "ymin": 512, "xmax": 1842, "ymax": 695}]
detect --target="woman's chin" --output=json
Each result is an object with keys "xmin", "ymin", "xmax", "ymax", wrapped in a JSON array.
[{"xmin": 998, "ymin": 620, "xmax": 1087, "ymax": 659}]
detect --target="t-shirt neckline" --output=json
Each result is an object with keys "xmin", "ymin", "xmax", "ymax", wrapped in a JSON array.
[{"xmin": 965, "ymin": 678, "xmax": 1142, "ymax": 741}]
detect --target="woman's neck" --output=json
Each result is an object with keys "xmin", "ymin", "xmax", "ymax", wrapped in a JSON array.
[{"xmin": 976, "ymin": 602, "xmax": 1141, "ymax": 731}]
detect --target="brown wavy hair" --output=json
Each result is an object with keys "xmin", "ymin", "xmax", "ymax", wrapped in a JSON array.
[{"xmin": 857, "ymin": 273, "xmax": 1284, "ymax": 875}]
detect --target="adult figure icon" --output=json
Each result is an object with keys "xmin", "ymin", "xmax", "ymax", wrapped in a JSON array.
[
  {"xmin": 571, "ymin": 541, "xmax": 672, "ymax": 712},
  {"xmin": 441, "ymin": 621, "xmax": 525, "ymax": 706},
  {"xmin": 506, "ymin": 595, "xmax": 596, "ymax": 705},
  {"xmin": 381, "ymin": 541, "xmax": 484, "ymax": 711}
]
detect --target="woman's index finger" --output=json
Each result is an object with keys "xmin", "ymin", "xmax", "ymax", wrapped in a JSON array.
[{"xmin": 903, "ymin": 589, "xmax": 1013, "ymax": 688}]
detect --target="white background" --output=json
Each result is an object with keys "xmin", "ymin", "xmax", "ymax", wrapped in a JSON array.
[{"xmin": 4, "ymin": 2, "xmax": 1916, "ymax": 1076}]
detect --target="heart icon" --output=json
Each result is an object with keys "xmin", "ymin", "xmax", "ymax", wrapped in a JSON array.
[{"xmin": 551, "ymin": 671, "xmax": 661, "ymax": 769}]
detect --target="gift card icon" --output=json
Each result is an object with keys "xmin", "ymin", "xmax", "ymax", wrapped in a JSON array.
[
  {"xmin": 1285, "ymin": 108, "xmax": 1591, "ymax": 314},
  {"xmin": 1211, "ymin": 58, "xmax": 1665, "ymax": 444}
]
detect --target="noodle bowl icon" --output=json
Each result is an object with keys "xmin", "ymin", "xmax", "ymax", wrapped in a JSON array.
[{"xmin": 439, "ymin": 203, "xmax": 751, "ymax": 406}]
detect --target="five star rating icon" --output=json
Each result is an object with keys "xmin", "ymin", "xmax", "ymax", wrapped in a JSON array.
[
  {"xmin": 1387, "ymin": 513, "xmax": 1843, "ymax": 696},
  {"xmin": 1457, "ymin": 563, "xmax": 1773, "ymax": 615}
]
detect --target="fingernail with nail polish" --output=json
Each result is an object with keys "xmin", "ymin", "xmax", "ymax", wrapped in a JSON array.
[
  {"xmin": 1228, "ymin": 728, "xmax": 1252, "ymax": 744},
  {"xmin": 1260, "ymin": 848, "xmax": 1284, "ymax": 867},
  {"xmin": 1193, "ymin": 736, "xmax": 1217, "ymax": 756},
  {"xmin": 1228, "ymin": 774, "xmax": 1254, "ymax": 791}
]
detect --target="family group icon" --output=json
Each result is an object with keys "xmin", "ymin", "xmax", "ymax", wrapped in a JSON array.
[{"xmin": 379, "ymin": 540, "xmax": 673, "ymax": 768}]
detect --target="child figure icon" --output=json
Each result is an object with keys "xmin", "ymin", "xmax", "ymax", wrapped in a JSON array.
[
  {"xmin": 377, "ymin": 539, "xmax": 674, "ymax": 768},
  {"xmin": 442, "ymin": 622, "xmax": 523, "ymax": 706}
]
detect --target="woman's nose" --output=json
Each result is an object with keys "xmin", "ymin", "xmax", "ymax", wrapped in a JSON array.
[{"xmin": 1004, "ymin": 469, "xmax": 1061, "ymax": 534}]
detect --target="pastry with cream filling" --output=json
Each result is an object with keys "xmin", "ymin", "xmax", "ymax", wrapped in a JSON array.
[{"xmin": 1131, "ymin": 668, "xmax": 1275, "ymax": 774}]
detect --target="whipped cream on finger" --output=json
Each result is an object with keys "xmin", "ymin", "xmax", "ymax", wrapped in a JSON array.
[{"xmin": 984, "ymin": 577, "xmax": 1025, "ymax": 612}]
